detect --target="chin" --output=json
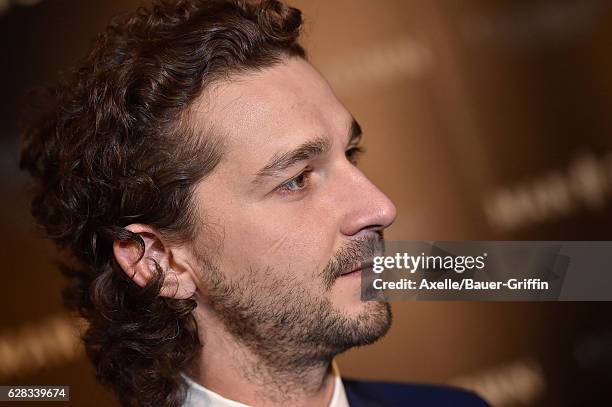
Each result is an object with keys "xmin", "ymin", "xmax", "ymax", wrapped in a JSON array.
[{"xmin": 345, "ymin": 301, "xmax": 392, "ymax": 344}]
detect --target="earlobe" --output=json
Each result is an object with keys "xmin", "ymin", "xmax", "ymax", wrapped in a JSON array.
[
  {"xmin": 112, "ymin": 224, "xmax": 197, "ymax": 299},
  {"xmin": 159, "ymin": 271, "xmax": 197, "ymax": 299}
]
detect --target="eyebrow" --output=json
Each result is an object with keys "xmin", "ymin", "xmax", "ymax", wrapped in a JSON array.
[{"xmin": 253, "ymin": 117, "xmax": 363, "ymax": 185}]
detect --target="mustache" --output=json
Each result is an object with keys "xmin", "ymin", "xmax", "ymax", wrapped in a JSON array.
[{"xmin": 319, "ymin": 231, "xmax": 385, "ymax": 290}]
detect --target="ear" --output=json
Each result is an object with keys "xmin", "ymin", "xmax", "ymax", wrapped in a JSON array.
[{"xmin": 112, "ymin": 224, "xmax": 197, "ymax": 299}]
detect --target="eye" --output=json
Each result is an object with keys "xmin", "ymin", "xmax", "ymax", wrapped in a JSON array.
[
  {"xmin": 277, "ymin": 167, "xmax": 313, "ymax": 195},
  {"xmin": 346, "ymin": 145, "xmax": 364, "ymax": 165}
]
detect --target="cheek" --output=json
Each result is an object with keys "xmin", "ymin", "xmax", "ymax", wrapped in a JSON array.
[{"xmin": 213, "ymin": 201, "xmax": 338, "ymax": 280}]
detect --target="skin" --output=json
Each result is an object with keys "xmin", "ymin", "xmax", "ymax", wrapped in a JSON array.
[{"xmin": 113, "ymin": 56, "xmax": 396, "ymax": 406}]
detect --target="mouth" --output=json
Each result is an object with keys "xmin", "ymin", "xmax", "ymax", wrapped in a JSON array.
[{"xmin": 339, "ymin": 260, "xmax": 374, "ymax": 278}]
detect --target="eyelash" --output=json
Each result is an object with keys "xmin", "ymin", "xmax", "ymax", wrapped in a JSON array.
[
  {"xmin": 275, "ymin": 145, "xmax": 364, "ymax": 196},
  {"xmin": 277, "ymin": 167, "xmax": 314, "ymax": 195},
  {"xmin": 346, "ymin": 145, "xmax": 364, "ymax": 165}
]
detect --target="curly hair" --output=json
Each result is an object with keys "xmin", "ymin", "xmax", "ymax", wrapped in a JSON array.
[{"xmin": 18, "ymin": 1, "xmax": 305, "ymax": 406}]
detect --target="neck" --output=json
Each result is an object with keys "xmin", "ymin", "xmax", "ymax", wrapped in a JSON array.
[{"xmin": 186, "ymin": 300, "xmax": 337, "ymax": 407}]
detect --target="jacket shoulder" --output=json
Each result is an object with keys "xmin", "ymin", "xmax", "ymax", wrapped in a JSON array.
[{"xmin": 342, "ymin": 378, "xmax": 490, "ymax": 407}]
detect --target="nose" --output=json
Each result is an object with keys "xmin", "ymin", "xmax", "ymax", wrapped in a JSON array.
[{"xmin": 338, "ymin": 165, "xmax": 397, "ymax": 238}]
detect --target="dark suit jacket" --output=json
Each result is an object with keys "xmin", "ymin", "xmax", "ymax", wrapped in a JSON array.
[{"xmin": 343, "ymin": 378, "xmax": 490, "ymax": 407}]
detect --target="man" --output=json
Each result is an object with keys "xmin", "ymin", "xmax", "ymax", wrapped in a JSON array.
[{"xmin": 19, "ymin": 0, "xmax": 489, "ymax": 406}]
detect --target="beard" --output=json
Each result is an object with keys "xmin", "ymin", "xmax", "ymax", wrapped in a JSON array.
[{"xmin": 196, "ymin": 233, "xmax": 392, "ymax": 375}]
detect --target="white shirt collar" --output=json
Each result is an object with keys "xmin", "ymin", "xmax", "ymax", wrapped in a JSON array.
[{"xmin": 180, "ymin": 361, "xmax": 349, "ymax": 407}]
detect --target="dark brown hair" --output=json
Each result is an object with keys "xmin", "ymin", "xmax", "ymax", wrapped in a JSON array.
[{"xmin": 18, "ymin": 1, "xmax": 305, "ymax": 406}]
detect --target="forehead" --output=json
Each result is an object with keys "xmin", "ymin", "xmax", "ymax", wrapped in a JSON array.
[{"xmin": 191, "ymin": 57, "xmax": 350, "ymax": 161}]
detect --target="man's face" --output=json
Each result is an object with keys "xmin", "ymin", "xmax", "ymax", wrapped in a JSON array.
[{"xmin": 189, "ymin": 56, "xmax": 396, "ymax": 366}]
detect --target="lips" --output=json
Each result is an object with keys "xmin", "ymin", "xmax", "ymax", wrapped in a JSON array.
[{"xmin": 339, "ymin": 260, "xmax": 374, "ymax": 277}]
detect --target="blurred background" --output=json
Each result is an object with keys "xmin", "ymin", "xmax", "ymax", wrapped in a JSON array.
[{"xmin": 1, "ymin": 0, "xmax": 612, "ymax": 405}]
